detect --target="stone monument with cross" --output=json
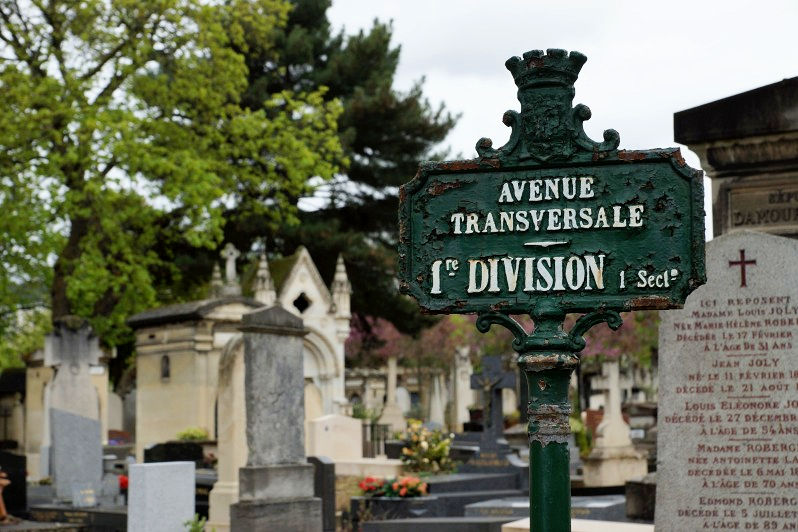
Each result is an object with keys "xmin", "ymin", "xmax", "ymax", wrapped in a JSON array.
[
  {"xmin": 471, "ymin": 356, "xmax": 514, "ymax": 445},
  {"xmin": 220, "ymin": 243, "xmax": 242, "ymax": 297},
  {"xmin": 459, "ymin": 355, "xmax": 518, "ymax": 473},
  {"xmin": 42, "ymin": 317, "xmax": 104, "ymax": 500}
]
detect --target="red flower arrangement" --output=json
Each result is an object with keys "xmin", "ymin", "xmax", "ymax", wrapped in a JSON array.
[
  {"xmin": 358, "ymin": 475, "xmax": 427, "ymax": 498},
  {"xmin": 118, "ymin": 475, "xmax": 129, "ymax": 491}
]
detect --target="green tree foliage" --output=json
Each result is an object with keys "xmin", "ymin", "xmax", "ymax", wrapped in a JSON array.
[
  {"xmin": 0, "ymin": 0, "xmax": 344, "ymax": 346},
  {"xmin": 193, "ymin": 0, "xmax": 457, "ymax": 337},
  {"xmin": 0, "ymin": 309, "xmax": 51, "ymax": 370}
]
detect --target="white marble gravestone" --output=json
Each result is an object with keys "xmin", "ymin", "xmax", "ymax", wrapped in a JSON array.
[
  {"xmin": 128, "ymin": 461, "xmax": 195, "ymax": 532},
  {"xmin": 657, "ymin": 232, "xmax": 798, "ymax": 531}
]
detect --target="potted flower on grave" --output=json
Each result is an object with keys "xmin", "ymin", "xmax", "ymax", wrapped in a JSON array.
[
  {"xmin": 350, "ymin": 475, "xmax": 439, "ymax": 528},
  {"xmin": 399, "ymin": 419, "xmax": 455, "ymax": 473}
]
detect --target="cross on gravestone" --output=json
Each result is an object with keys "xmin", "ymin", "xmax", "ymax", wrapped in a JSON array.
[
  {"xmin": 470, "ymin": 356, "xmax": 515, "ymax": 445},
  {"xmin": 219, "ymin": 243, "xmax": 242, "ymax": 297},
  {"xmin": 44, "ymin": 318, "xmax": 102, "ymax": 421},
  {"xmin": 728, "ymin": 248, "xmax": 756, "ymax": 287},
  {"xmin": 221, "ymin": 243, "xmax": 240, "ymax": 284}
]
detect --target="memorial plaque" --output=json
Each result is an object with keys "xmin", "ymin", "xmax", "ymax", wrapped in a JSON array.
[
  {"xmin": 657, "ymin": 231, "xmax": 798, "ymax": 531},
  {"xmin": 398, "ymin": 50, "xmax": 705, "ymax": 315},
  {"xmin": 725, "ymin": 180, "xmax": 798, "ymax": 234}
]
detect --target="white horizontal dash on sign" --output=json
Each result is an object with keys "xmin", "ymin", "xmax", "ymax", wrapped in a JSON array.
[{"xmin": 523, "ymin": 241, "xmax": 569, "ymax": 248}]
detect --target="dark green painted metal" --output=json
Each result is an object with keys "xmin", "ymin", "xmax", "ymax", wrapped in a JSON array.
[
  {"xmin": 480, "ymin": 309, "xmax": 620, "ymax": 532},
  {"xmin": 397, "ymin": 49, "xmax": 707, "ymax": 532},
  {"xmin": 530, "ymin": 441, "xmax": 570, "ymax": 531}
]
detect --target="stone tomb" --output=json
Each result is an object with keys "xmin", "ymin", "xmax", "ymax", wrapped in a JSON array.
[
  {"xmin": 657, "ymin": 231, "xmax": 798, "ymax": 531},
  {"xmin": 674, "ymin": 76, "xmax": 798, "ymax": 238}
]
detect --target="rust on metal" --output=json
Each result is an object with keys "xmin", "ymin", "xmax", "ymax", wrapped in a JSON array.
[
  {"xmin": 428, "ymin": 180, "xmax": 463, "ymax": 196},
  {"xmin": 617, "ymin": 150, "xmax": 647, "ymax": 161},
  {"xmin": 629, "ymin": 295, "xmax": 672, "ymax": 310}
]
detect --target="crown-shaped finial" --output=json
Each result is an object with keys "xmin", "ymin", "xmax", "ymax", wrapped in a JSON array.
[
  {"xmin": 505, "ymin": 49, "xmax": 587, "ymax": 89},
  {"xmin": 476, "ymin": 48, "xmax": 619, "ymax": 162}
]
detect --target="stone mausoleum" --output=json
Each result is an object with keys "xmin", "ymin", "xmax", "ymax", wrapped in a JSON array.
[{"xmin": 128, "ymin": 245, "xmax": 351, "ymax": 458}]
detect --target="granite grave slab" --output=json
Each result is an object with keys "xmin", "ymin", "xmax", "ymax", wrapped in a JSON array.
[{"xmin": 49, "ymin": 409, "xmax": 102, "ymax": 502}]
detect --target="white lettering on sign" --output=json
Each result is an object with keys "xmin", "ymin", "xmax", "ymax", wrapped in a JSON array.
[
  {"xmin": 497, "ymin": 176, "xmax": 595, "ymax": 203},
  {"xmin": 428, "ymin": 173, "xmax": 666, "ymax": 297},
  {"xmin": 450, "ymin": 205, "xmax": 644, "ymax": 234},
  {"xmin": 460, "ymin": 254, "xmax": 605, "ymax": 294},
  {"xmin": 452, "ymin": 175, "xmax": 644, "ymax": 236}
]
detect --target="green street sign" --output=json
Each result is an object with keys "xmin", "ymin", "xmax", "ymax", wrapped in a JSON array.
[{"xmin": 399, "ymin": 49, "xmax": 706, "ymax": 316}]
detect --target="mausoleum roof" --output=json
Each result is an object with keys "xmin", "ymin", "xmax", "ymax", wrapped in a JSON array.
[
  {"xmin": 674, "ymin": 76, "xmax": 798, "ymax": 144},
  {"xmin": 127, "ymin": 296, "xmax": 262, "ymax": 329},
  {"xmin": 267, "ymin": 252, "xmax": 300, "ymax": 293}
]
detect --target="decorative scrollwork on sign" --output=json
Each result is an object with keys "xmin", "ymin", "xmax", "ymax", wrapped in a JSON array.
[
  {"xmin": 476, "ymin": 312, "xmax": 527, "ymax": 352},
  {"xmin": 567, "ymin": 310, "xmax": 623, "ymax": 350}
]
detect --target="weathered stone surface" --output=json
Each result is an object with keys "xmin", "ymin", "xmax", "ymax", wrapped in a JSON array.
[
  {"xmin": 675, "ymin": 77, "xmax": 798, "ymax": 238},
  {"xmin": 45, "ymin": 319, "xmax": 102, "ymax": 421},
  {"xmin": 127, "ymin": 461, "xmax": 195, "ymax": 532},
  {"xmin": 242, "ymin": 320, "xmax": 306, "ymax": 465},
  {"xmin": 50, "ymin": 409, "xmax": 102, "ymax": 501},
  {"xmin": 657, "ymin": 231, "xmax": 798, "ymax": 531},
  {"xmin": 674, "ymin": 77, "xmax": 798, "ymax": 145},
  {"xmin": 240, "ymin": 305, "xmax": 304, "ymax": 335},
  {"xmin": 230, "ymin": 497, "xmax": 321, "ymax": 532},
  {"xmin": 238, "ymin": 464, "xmax": 314, "ymax": 501}
]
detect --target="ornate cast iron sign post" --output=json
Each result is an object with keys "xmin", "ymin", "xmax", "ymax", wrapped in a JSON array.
[{"xmin": 398, "ymin": 49, "xmax": 706, "ymax": 531}]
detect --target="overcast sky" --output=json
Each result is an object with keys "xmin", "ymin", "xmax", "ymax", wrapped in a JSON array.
[{"xmin": 327, "ymin": 0, "xmax": 798, "ymax": 238}]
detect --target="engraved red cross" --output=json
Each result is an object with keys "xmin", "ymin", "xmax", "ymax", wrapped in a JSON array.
[{"xmin": 728, "ymin": 249, "xmax": 756, "ymax": 288}]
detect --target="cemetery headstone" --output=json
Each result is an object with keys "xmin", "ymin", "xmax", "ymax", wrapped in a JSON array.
[
  {"xmin": 50, "ymin": 409, "xmax": 102, "ymax": 502},
  {"xmin": 674, "ymin": 77, "xmax": 798, "ymax": 239},
  {"xmin": 127, "ymin": 461, "xmax": 195, "ymax": 532},
  {"xmin": 45, "ymin": 317, "xmax": 102, "ymax": 421},
  {"xmin": 307, "ymin": 455, "xmax": 336, "ymax": 532},
  {"xmin": 471, "ymin": 357, "xmax": 514, "ymax": 442},
  {"xmin": 378, "ymin": 355, "xmax": 406, "ymax": 432},
  {"xmin": 657, "ymin": 231, "xmax": 798, "ymax": 531},
  {"xmin": 229, "ymin": 306, "xmax": 321, "ymax": 531},
  {"xmin": 451, "ymin": 357, "xmax": 529, "ymax": 490},
  {"xmin": 582, "ymin": 360, "xmax": 647, "ymax": 486},
  {"xmin": 453, "ymin": 346, "xmax": 476, "ymax": 432}
]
